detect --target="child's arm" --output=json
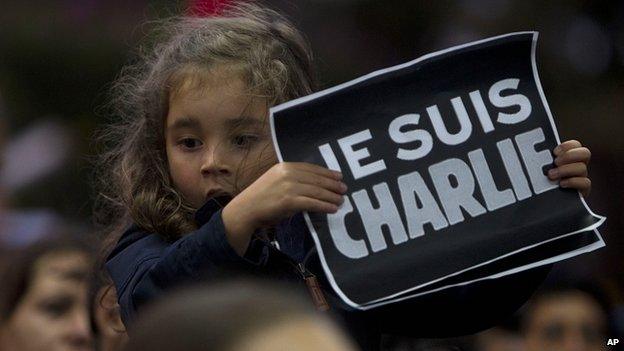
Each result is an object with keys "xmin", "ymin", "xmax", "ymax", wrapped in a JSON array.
[
  {"xmin": 106, "ymin": 210, "xmax": 270, "ymax": 324},
  {"xmin": 222, "ymin": 162, "xmax": 347, "ymax": 255},
  {"xmin": 106, "ymin": 162, "xmax": 345, "ymax": 323},
  {"xmin": 547, "ymin": 140, "xmax": 592, "ymax": 197}
]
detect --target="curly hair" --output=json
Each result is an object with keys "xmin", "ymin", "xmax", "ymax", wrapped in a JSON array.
[{"xmin": 93, "ymin": 2, "xmax": 316, "ymax": 242}]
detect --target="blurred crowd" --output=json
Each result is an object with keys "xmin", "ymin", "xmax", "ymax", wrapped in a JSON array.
[
  {"xmin": 1, "ymin": 0, "xmax": 622, "ymax": 350},
  {"xmin": 0, "ymin": 229, "xmax": 620, "ymax": 350}
]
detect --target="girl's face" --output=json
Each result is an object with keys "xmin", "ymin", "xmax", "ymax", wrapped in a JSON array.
[
  {"xmin": 0, "ymin": 251, "xmax": 93, "ymax": 351},
  {"xmin": 165, "ymin": 70, "xmax": 277, "ymax": 208}
]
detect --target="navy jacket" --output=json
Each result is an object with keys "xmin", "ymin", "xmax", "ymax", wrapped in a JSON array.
[{"xmin": 106, "ymin": 200, "xmax": 551, "ymax": 350}]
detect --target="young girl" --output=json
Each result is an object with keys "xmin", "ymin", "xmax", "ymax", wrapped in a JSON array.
[{"xmin": 96, "ymin": 3, "xmax": 593, "ymax": 350}]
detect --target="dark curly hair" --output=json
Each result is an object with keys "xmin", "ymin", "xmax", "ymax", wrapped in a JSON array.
[{"xmin": 93, "ymin": 2, "xmax": 316, "ymax": 242}]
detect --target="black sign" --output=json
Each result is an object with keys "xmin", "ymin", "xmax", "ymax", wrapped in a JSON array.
[{"xmin": 270, "ymin": 32, "xmax": 605, "ymax": 309}]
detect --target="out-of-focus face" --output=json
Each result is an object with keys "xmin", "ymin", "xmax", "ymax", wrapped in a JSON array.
[
  {"xmin": 231, "ymin": 316, "xmax": 357, "ymax": 351},
  {"xmin": 0, "ymin": 251, "xmax": 93, "ymax": 351},
  {"xmin": 165, "ymin": 68, "xmax": 277, "ymax": 208},
  {"xmin": 476, "ymin": 327, "xmax": 524, "ymax": 351},
  {"xmin": 524, "ymin": 291, "xmax": 607, "ymax": 351}
]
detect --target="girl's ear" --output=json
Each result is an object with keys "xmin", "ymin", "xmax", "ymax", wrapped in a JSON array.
[{"xmin": 95, "ymin": 285, "xmax": 127, "ymax": 334}]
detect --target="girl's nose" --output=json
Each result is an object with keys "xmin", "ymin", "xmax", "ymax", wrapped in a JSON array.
[
  {"xmin": 65, "ymin": 309, "xmax": 93, "ymax": 349},
  {"xmin": 200, "ymin": 150, "xmax": 231, "ymax": 176}
]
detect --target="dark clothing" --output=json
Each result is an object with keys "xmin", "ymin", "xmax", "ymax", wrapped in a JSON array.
[{"xmin": 106, "ymin": 200, "xmax": 550, "ymax": 350}]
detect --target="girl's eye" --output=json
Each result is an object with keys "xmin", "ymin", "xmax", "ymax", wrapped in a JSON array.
[
  {"xmin": 38, "ymin": 297, "xmax": 73, "ymax": 319},
  {"xmin": 178, "ymin": 138, "xmax": 202, "ymax": 149},
  {"xmin": 233, "ymin": 134, "xmax": 258, "ymax": 148}
]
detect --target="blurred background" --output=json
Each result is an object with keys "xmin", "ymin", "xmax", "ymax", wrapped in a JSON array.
[{"xmin": 0, "ymin": 0, "xmax": 622, "ymax": 349}]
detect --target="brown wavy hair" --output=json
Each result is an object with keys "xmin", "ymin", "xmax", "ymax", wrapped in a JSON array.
[{"xmin": 94, "ymin": 2, "xmax": 316, "ymax": 242}]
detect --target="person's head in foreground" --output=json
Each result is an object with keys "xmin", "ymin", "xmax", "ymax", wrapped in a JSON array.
[
  {"xmin": 521, "ymin": 282, "xmax": 612, "ymax": 351},
  {"xmin": 0, "ymin": 237, "xmax": 95, "ymax": 351},
  {"xmin": 124, "ymin": 279, "xmax": 357, "ymax": 351}
]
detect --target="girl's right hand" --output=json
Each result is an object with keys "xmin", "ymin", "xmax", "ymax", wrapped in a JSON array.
[{"xmin": 222, "ymin": 162, "xmax": 347, "ymax": 255}]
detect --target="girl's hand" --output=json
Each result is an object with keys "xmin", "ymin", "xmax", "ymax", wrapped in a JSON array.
[
  {"xmin": 222, "ymin": 162, "xmax": 347, "ymax": 255},
  {"xmin": 548, "ymin": 140, "xmax": 591, "ymax": 198}
]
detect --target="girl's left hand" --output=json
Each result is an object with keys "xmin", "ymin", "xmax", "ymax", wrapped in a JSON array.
[{"xmin": 548, "ymin": 140, "xmax": 591, "ymax": 197}]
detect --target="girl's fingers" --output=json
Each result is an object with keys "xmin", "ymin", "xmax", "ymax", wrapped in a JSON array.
[
  {"xmin": 559, "ymin": 177, "xmax": 591, "ymax": 197},
  {"xmin": 553, "ymin": 140, "xmax": 582, "ymax": 156},
  {"xmin": 289, "ymin": 162, "xmax": 343, "ymax": 180},
  {"xmin": 547, "ymin": 162, "xmax": 587, "ymax": 180},
  {"xmin": 296, "ymin": 172, "xmax": 347, "ymax": 194},
  {"xmin": 554, "ymin": 147, "xmax": 591, "ymax": 166},
  {"xmin": 292, "ymin": 196, "xmax": 339, "ymax": 214},
  {"xmin": 294, "ymin": 184, "xmax": 345, "ymax": 205}
]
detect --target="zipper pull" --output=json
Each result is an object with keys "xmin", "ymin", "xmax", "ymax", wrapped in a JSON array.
[
  {"xmin": 297, "ymin": 263, "xmax": 330, "ymax": 312},
  {"xmin": 270, "ymin": 240, "xmax": 281, "ymax": 250}
]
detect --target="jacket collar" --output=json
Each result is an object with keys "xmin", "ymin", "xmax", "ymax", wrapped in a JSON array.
[{"xmin": 194, "ymin": 196, "xmax": 231, "ymax": 225}]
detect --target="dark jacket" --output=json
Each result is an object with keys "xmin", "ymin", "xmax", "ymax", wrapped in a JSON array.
[{"xmin": 106, "ymin": 199, "xmax": 550, "ymax": 350}]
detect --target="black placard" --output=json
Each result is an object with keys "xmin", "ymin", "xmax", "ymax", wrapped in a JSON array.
[{"xmin": 270, "ymin": 32, "xmax": 604, "ymax": 309}]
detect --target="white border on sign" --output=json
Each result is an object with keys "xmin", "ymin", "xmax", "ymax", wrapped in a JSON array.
[
  {"xmin": 362, "ymin": 230, "xmax": 605, "ymax": 309},
  {"xmin": 269, "ymin": 31, "xmax": 606, "ymax": 310}
]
